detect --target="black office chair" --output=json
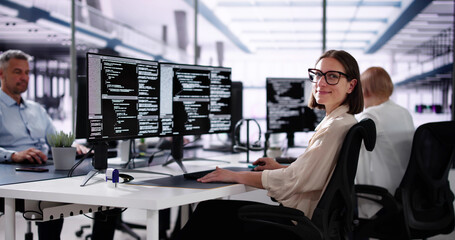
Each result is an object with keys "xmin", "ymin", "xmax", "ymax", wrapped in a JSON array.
[
  {"xmin": 238, "ymin": 118, "xmax": 376, "ymax": 240},
  {"xmin": 354, "ymin": 120, "xmax": 455, "ymax": 240}
]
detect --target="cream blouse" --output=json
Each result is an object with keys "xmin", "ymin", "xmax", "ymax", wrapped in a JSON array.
[{"xmin": 261, "ymin": 105, "xmax": 357, "ymax": 218}]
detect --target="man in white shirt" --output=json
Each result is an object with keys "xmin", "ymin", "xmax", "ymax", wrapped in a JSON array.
[{"xmin": 355, "ymin": 66, "xmax": 415, "ymax": 217}]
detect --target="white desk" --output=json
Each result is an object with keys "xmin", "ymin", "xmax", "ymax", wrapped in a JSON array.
[{"xmin": 0, "ymin": 152, "xmax": 262, "ymax": 240}]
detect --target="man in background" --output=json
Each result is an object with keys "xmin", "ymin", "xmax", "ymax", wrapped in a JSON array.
[{"xmin": 0, "ymin": 49, "xmax": 88, "ymax": 239}]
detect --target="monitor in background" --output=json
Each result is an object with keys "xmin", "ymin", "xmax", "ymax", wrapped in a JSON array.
[
  {"xmin": 158, "ymin": 62, "xmax": 232, "ymax": 171},
  {"xmin": 230, "ymin": 81, "xmax": 243, "ymax": 150},
  {"xmin": 203, "ymin": 81, "xmax": 243, "ymax": 152},
  {"xmin": 266, "ymin": 77, "xmax": 316, "ymax": 148}
]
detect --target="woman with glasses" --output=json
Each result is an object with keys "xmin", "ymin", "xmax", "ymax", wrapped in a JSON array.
[{"xmin": 171, "ymin": 50, "xmax": 363, "ymax": 240}]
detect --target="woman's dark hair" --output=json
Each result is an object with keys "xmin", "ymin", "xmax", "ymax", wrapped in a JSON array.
[{"xmin": 308, "ymin": 50, "xmax": 363, "ymax": 114}]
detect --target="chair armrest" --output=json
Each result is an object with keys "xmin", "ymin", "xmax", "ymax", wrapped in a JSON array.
[
  {"xmin": 354, "ymin": 185, "xmax": 406, "ymax": 239},
  {"xmin": 355, "ymin": 184, "xmax": 400, "ymax": 215},
  {"xmin": 238, "ymin": 204, "xmax": 323, "ymax": 240}
]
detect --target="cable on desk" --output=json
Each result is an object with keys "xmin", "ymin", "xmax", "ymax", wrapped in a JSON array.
[{"xmin": 68, "ymin": 145, "xmax": 95, "ymax": 177}]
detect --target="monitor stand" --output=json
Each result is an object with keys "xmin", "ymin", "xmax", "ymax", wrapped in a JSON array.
[
  {"xmin": 81, "ymin": 142, "xmax": 108, "ymax": 187},
  {"xmin": 286, "ymin": 132, "xmax": 307, "ymax": 149},
  {"xmin": 81, "ymin": 141, "xmax": 172, "ymax": 186},
  {"xmin": 162, "ymin": 136, "xmax": 230, "ymax": 173}
]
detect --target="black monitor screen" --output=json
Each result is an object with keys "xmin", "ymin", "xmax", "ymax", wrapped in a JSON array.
[
  {"xmin": 266, "ymin": 77, "xmax": 314, "ymax": 133},
  {"xmin": 158, "ymin": 63, "xmax": 232, "ymax": 136},
  {"xmin": 86, "ymin": 53, "xmax": 160, "ymax": 141}
]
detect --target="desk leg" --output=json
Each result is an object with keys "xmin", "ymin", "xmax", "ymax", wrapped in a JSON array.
[
  {"xmin": 146, "ymin": 209, "xmax": 159, "ymax": 240},
  {"xmin": 5, "ymin": 198, "xmax": 15, "ymax": 240},
  {"xmin": 180, "ymin": 204, "xmax": 190, "ymax": 227}
]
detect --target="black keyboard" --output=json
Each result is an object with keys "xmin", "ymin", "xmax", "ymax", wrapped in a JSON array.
[{"xmin": 183, "ymin": 169, "xmax": 215, "ymax": 180}]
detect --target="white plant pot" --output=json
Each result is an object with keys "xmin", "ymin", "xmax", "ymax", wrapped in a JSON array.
[{"xmin": 51, "ymin": 147, "xmax": 77, "ymax": 170}]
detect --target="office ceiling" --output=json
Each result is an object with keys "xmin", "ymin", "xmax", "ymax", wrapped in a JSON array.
[
  {"xmin": 0, "ymin": 0, "xmax": 453, "ymax": 60},
  {"xmin": 193, "ymin": 0, "xmax": 454, "ymax": 56}
]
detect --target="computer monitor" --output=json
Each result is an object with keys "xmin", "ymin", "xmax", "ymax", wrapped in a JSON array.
[
  {"xmin": 158, "ymin": 62, "xmax": 232, "ymax": 171},
  {"xmin": 266, "ymin": 77, "xmax": 316, "ymax": 147},
  {"xmin": 230, "ymin": 81, "xmax": 243, "ymax": 150},
  {"xmin": 84, "ymin": 53, "xmax": 160, "ymax": 174},
  {"xmin": 82, "ymin": 53, "xmax": 232, "ymax": 178},
  {"xmin": 203, "ymin": 81, "xmax": 243, "ymax": 152}
]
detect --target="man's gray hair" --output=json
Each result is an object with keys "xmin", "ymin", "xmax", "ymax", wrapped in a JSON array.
[{"xmin": 0, "ymin": 50, "xmax": 32, "ymax": 70}]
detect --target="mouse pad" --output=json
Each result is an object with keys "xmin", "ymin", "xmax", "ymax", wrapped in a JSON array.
[{"xmin": 126, "ymin": 167, "xmax": 251, "ymax": 189}]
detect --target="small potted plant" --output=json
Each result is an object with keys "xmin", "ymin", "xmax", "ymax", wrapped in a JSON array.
[{"xmin": 47, "ymin": 131, "xmax": 76, "ymax": 170}]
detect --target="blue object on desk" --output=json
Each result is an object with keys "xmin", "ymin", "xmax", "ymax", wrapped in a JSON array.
[
  {"xmin": 106, "ymin": 168, "xmax": 119, "ymax": 183},
  {"xmin": 248, "ymin": 164, "xmax": 257, "ymax": 169}
]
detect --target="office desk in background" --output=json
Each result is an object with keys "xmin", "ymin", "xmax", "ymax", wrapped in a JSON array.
[
  {"xmin": 0, "ymin": 158, "xmax": 93, "ymax": 186},
  {"xmin": 0, "ymin": 152, "xmax": 263, "ymax": 240}
]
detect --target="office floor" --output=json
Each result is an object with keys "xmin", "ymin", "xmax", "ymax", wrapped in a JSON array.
[{"xmin": 1, "ymin": 171, "xmax": 455, "ymax": 240}]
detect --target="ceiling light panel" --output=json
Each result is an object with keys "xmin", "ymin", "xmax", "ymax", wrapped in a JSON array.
[
  {"xmin": 349, "ymin": 21, "xmax": 386, "ymax": 31},
  {"xmin": 356, "ymin": 6, "xmax": 399, "ymax": 18}
]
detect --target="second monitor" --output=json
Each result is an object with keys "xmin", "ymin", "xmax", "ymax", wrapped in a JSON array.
[
  {"xmin": 266, "ymin": 77, "xmax": 316, "ymax": 148},
  {"xmin": 159, "ymin": 62, "xmax": 233, "ymax": 172}
]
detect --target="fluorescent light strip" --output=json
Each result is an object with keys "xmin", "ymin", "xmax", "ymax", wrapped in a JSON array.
[{"xmin": 0, "ymin": 5, "xmax": 19, "ymax": 16}]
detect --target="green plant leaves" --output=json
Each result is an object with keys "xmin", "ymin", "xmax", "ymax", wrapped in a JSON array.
[{"xmin": 47, "ymin": 131, "xmax": 75, "ymax": 147}]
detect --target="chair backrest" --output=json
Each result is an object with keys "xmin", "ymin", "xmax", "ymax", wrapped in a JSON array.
[
  {"xmin": 395, "ymin": 121, "xmax": 455, "ymax": 238},
  {"xmin": 311, "ymin": 118, "xmax": 376, "ymax": 239}
]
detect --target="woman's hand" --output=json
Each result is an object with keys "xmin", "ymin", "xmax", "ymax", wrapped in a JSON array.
[
  {"xmin": 252, "ymin": 157, "xmax": 286, "ymax": 171},
  {"xmin": 197, "ymin": 167, "xmax": 237, "ymax": 183}
]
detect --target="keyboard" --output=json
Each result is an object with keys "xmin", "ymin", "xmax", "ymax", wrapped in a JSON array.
[{"xmin": 183, "ymin": 169, "xmax": 215, "ymax": 180}]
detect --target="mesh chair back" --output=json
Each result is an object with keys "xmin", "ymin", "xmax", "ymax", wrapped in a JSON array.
[
  {"xmin": 312, "ymin": 118, "xmax": 376, "ymax": 239},
  {"xmin": 396, "ymin": 121, "xmax": 455, "ymax": 238}
]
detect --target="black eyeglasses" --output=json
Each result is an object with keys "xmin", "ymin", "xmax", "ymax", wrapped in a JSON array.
[{"xmin": 308, "ymin": 68, "xmax": 350, "ymax": 85}]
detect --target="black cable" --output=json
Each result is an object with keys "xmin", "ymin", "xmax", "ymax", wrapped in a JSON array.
[
  {"xmin": 83, "ymin": 207, "xmax": 128, "ymax": 221},
  {"xmin": 100, "ymin": 207, "xmax": 128, "ymax": 216},
  {"xmin": 22, "ymin": 210, "xmax": 43, "ymax": 221},
  {"xmin": 68, "ymin": 145, "xmax": 95, "ymax": 177},
  {"xmin": 22, "ymin": 200, "xmax": 45, "ymax": 221},
  {"xmin": 82, "ymin": 213, "xmax": 97, "ymax": 220},
  {"xmin": 38, "ymin": 200, "xmax": 43, "ymax": 213}
]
